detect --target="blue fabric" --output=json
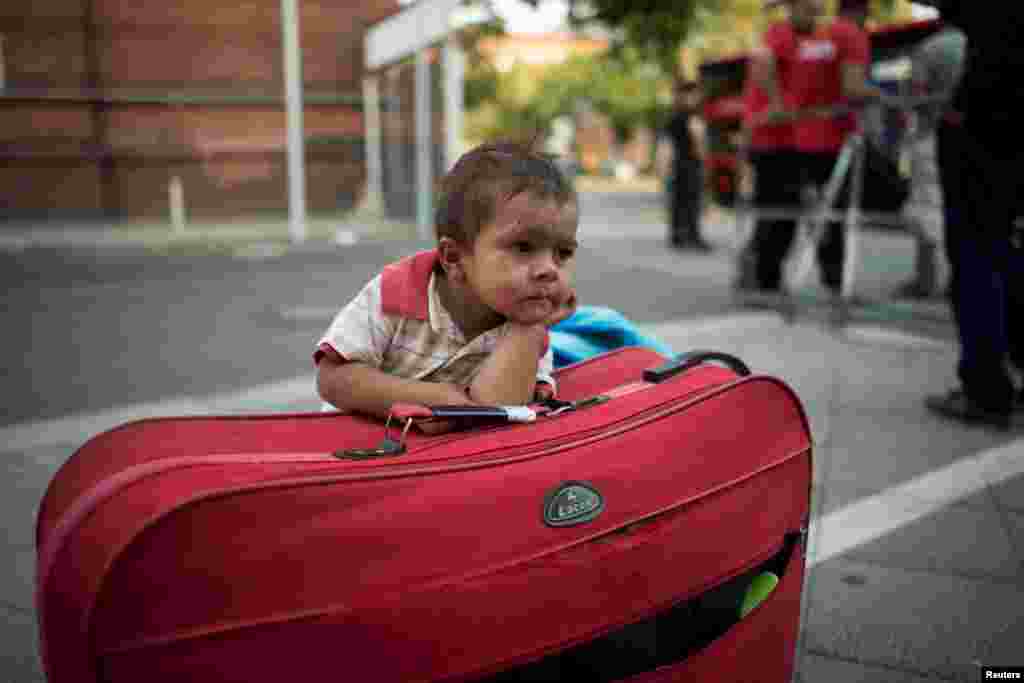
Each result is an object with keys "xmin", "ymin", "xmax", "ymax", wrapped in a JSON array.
[{"xmin": 550, "ymin": 306, "xmax": 675, "ymax": 369}]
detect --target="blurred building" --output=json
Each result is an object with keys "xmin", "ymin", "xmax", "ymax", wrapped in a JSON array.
[{"xmin": 0, "ymin": 1, "xmax": 400, "ymax": 220}]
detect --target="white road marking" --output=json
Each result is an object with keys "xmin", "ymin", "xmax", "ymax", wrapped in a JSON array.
[
  {"xmin": 808, "ymin": 439, "xmax": 1024, "ymax": 565},
  {"xmin": 1, "ymin": 376, "xmax": 318, "ymax": 452}
]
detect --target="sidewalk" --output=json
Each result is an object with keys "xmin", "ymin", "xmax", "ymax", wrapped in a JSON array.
[
  {"xmin": 0, "ymin": 211, "xmax": 416, "ymax": 256},
  {"xmin": 2, "ymin": 193, "xmax": 1020, "ymax": 682}
]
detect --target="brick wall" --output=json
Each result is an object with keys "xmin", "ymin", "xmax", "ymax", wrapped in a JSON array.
[{"xmin": 0, "ymin": 0, "xmax": 397, "ymax": 219}]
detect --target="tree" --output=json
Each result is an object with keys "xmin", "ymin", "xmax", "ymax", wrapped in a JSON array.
[
  {"xmin": 463, "ymin": 45, "xmax": 668, "ymax": 149},
  {"xmin": 520, "ymin": 0, "xmax": 908, "ymax": 76},
  {"xmin": 459, "ymin": 19, "xmax": 505, "ymax": 111},
  {"xmin": 566, "ymin": 0, "xmax": 711, "ymax": 76}
]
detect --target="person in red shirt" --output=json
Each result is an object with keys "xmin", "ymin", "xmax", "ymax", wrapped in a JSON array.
[
  {"xmin": 738, "ymin": 25, "xmax": 801, "ymax": 293},
  {"xmin": 747, "ymin": 0, "xmax": 881, "ymax": 296}
]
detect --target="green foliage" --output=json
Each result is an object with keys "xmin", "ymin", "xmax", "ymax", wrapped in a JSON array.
[
  {"xmin": 564, "ymin": 0, "xmax": 706, "ymax": 74},
  {"xmin": 564, "ymin": 48, "xmax": 669, "ymax": 139},
  {"xmin": 460, "ymin": 19, "xmax": 505, "ymax": 110},
  {"xmin": 508, "ymin": 0, "xmax": 707, "ymax": 75},
  {"xmin": 465, "ymin": 46, "xmax": 671, "ymax": 146}
]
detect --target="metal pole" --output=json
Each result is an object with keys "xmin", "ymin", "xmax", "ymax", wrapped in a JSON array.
[
  {"xmin": 281, "ymin": 0, "xmax": 307, "ymax": 243},
  {"xmin": 169, "ymin": 176, "xmax": 186, "ymax": 233},
  {"xmin": 415, "ymin": 49, "xmax": 434, "ymax": 240},
  {"xmin": 841, "ymin": 133, "xmax": 866, "ymax": 300},
  {"xmin": 442, "ymin": 36, "xmax": 465, "ymax": 171},
  {"xmin": 83, "ymin": 0, "xmax": 117, "ymax": 218},
  {"xmin": 363, "ymin": 74, "xmax": 384, "ymax": 214}
]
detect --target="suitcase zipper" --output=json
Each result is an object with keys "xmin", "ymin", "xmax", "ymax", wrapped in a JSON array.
[
  {"xmin": 334, "ymin": 377, "xmax": 727, "ymax": 464},
  {"xmin": 466, "ymin": 527, "xmax": 807, "ymax": 683},
  {"xmin": 334, "ymin": 389, "xmax": 629, "ymax": 460}
]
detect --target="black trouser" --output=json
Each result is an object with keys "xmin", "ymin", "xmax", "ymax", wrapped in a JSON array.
[
  {"xmin": 937, "ymin": 121, "xmax": 1024, "ymax": 413},
  {"xmin": 749, "ymin": 149, "xmax": 801, "ymax": 290},
  {"xmin": 749, "ymin": 148, "xmax": 846, "ymax": 291},
  {"xmin": 801, "ymin": 150, "xmax": 849, "ymax": 293},
  {"xmin": 669, "ymin": 159, "xmax": 703, "ymax": 245}
]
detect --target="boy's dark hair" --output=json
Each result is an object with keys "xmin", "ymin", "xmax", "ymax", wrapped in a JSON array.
[{"xmin": 435, "ymin": 136, "xmax": 576, "ymax": 245}]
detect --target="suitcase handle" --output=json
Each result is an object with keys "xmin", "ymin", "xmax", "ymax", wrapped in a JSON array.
[
  {"xmin": 333, "ymin": 404, "xmax": 542, "ymax": 459},
  {"xmin": 642, "ymin": 350, "xmax": 751, "ymax": 383},
  {"xmin": 390, "ymin": 403, "xmax": 538, "ymax": 423}
]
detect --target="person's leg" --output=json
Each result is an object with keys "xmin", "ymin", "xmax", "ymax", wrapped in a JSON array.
[
  {"xmin": 676, "ymin": 159, "xmax": 709, "ymax": 248},
  {"xmin": 931, "ymin": 132, "xmax": 1019, "ymax": 424},
  {"xmin": 937, "ymin": 121, "xmax": 965, "ymax": 310},
  {"xmin": 749, "ymin": 149, "xmax": 800, "ymax": 290},
  {"xmin": 897, "ymin": 135, "xmax": 942, "ymax": 298},
  {"xmin": 667, "ymin": 171, "xmax": 683, "ymax": 246},
  {"xmin": 805, "ymin": 150, "xmax": 846, "ymax": 294},
  {"xmin": 1002, "ymin": 184, "xmax": 1024, "ymax": 390},
  {"xmin": 1006, "ymin": 241, "xmax": 1024, "ymax": 391},
  {"xmin": 952, "ymin": 235, "xmax": 1016, "ymax": 416}
]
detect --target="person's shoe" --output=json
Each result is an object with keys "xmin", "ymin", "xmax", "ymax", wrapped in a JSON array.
[
  {"xmin": 937, "ymin": 388, "xmax": 1024, "ymax": 414},
  {"xmin": 925, "ymin": 389, "xmax": 1011, "ymax": 431},
  {"xmin": 736, "ymin": 285, "xmax": 788, "ymax": 313},
  {"xmin": 825, "ymin": 288, "xmax": 850, "ymax": 328}
]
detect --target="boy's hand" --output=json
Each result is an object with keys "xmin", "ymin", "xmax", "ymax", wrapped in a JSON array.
[
  {"xmin": 541, "ymin": 287, "xmax": 577, "ymax": 328},
  {"xmin": 411, "ymin": 382, "xmax": 473, "ymax": 435},
  {"xmin": 510, "ymin": 287, "xmax": 577, "ymax": 328}
]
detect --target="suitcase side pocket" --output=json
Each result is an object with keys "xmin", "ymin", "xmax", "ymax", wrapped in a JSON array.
[{"xmin": 473, "ymin": 529, "xmax": 805, "ymax": 683}]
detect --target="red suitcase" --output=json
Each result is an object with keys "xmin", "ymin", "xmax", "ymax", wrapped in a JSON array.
[{"xmin": 36, "ymin": 346, "xmax": 812, "ymax": 683}]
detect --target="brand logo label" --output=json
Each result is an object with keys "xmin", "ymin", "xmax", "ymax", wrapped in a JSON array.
[{"xmin": 543, "ymin": 481, "xmax": 605, "ymax": 527}]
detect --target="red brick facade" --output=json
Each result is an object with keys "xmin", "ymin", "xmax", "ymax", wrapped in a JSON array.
[{"xmin": 0, "ymin": 0, "xmax": 399, "ymax": 219}]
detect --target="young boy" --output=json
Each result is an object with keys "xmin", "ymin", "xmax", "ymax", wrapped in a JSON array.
[{"xmin": 315, "ymin": 140, "xmax": 579, "ymax": 424}]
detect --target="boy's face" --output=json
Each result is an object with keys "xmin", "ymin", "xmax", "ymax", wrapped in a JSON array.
[{"xmin": 458, "ymin": 192, "xmax": 578, "ymax": 326}]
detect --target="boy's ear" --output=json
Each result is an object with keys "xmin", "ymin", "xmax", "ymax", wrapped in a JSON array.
[{"xmin": 437, "ymin": 237, "xmax": 466, "ymax": 282}]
